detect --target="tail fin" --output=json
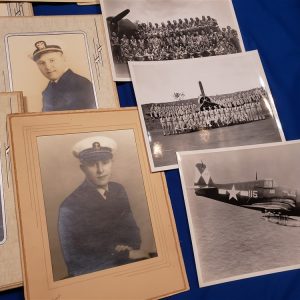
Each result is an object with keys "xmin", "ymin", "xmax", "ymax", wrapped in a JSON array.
[{"xmin": 194, "ymin": 162, "xmax": 214, "ymax": 187}]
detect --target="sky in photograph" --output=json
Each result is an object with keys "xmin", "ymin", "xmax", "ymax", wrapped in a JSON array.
[
  {"xmin": 179, "ymin": 141, "xmax": 300, "ymax": 189},
  {"xmin": 103, "ymin": 0, "xmax": 239, "ymax": 29},
  {"xmin": 131, "ymin": 51, "xmax": 269, "ymax": 104}
]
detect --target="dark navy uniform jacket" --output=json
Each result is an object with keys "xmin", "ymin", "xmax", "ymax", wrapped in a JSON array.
[
  {"xmin": 42, "ymin": 69, "xmax": 97, "ymax": 112},
  {"xmin": 58, "ymin": 180, "xmax": 141, "ymax": 277}
]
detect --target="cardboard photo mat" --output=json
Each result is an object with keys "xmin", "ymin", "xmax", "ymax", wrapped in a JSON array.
[
  {"xmin": 0, "ymin": 2, "xmax": 33, "ymax": 16},
  {"xmin": 0, "ymin": 92, "xmax": 24, "ymax": 291},
  {"xmin": 9, "ymin": 108, "xmax": 189, "ymax": 299}
]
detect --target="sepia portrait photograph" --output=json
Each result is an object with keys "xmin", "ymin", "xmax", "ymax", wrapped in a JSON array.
[
  {"xmin": 37, "ymin": 129, "xmax": 157, "ymax": 281},
  {"xmin": 101, "ymin": 0, "xmax": 244, "ymax": 81},
  {"xmin": 129, "ymin": 50, "xmax": 284, "ymax": 172},
  {"xmin": 0, "ymin": 15, "xmax": 118, "ymax": 112},
  {"xmin": 178, "ymin": 141, "xmax": 300, "ymax": 286},
  {"xmin": 6, "ymin": 33, "xmax": 98, "ymax": 112}
]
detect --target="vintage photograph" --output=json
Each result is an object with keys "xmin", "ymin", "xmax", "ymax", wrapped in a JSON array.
[
  {"xmin": 101, "ymin": 0, "xmax": 244, "ymax": 80},
  {"xmin": 6, "ymin": 33, "xmax": 97, "ymax": 112},
  {"xmin": 37, "ymin": 130, "xmax": 157, "ymax": 281},
  {"xmin": 0, "ymin": 15, "xmax": 118, "ymax": 112},
  {"xmin": 129, "ymin": 50, "xmax": 284, "ymax": 171},
  {"xmin": 9, "ymin": 109, "xmax": 188, "ymax": 298},
  {"xmin": 178, "ymin": 141, "xmax": 300, "ymax": 286},
  {"xmin": 0, "ymin": 2, "xmax": 33, "ymax": 16}
]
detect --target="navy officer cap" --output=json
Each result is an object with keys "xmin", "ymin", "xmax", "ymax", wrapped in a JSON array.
[
  {"xmin": 32, "ymin": 41, "xmax": 63, "ymax": 61},
  {"xmin": 73, "ymin": 136, "xmax": 117, "ymax": 163}
]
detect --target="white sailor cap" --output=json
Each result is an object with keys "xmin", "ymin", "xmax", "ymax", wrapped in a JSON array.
[{"xmin": 72, "ymin": 136, "xmax": 117, "ymax": 163}]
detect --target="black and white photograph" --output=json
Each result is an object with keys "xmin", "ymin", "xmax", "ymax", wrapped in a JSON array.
[
  {"xmin": 101, "ymin": 0, "xmax": 244, "ymax": 81},
  {"xmin": 177, "ymin": 140, "xmax": 300, "ymax": 286},
  {"xmin": 37, "ymin": 130, "xmax": 157, "ymax": 281},
  {"xmin": 0, "ymin": 15, "xmax": 118, "ymax": 112},
  {"xmin": 129, "ymin": 50, "xmax": 284, "ymax": 172}
]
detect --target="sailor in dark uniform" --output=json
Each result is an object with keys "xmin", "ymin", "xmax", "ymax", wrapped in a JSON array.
[
  {"xmin": 32, "ymin": 41, "xmax": 97, "ymax": 112},
  {"xmin": 58, "ymin": 136, "xmax": 146, "ymax": 278}
]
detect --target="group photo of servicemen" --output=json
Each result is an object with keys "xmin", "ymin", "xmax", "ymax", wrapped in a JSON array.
[
  {"xmin": 144, "ymin": 87, "xmax": 270, "ymax": 136},
  {"xmin": 109, "ymin": 15, "xmax": 242, "ymax": 63}
]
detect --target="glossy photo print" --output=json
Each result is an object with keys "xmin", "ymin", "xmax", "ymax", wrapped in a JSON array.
[
  {"xmin": 101, "ymin": 0, "xmax": 244, "ymax": 81},
  {"xmin": 178, "ymin": 141, "xmax": 300, "ymax": 286},
  {"xmin": 129, "ymin": 50, "xmax": 284, "ymax": 172}
]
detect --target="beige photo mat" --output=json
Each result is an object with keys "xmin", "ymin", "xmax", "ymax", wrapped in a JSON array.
[
  {"xmin": 9, "ymin": 108, "xmax": 189, "ymax": 299},
  {"xmin": 0, "ymin": 92, "xmax": 24, "ymax": 291},
  {"xmin": 0, "ymin": 15, "xmax": 119, "ymax": 112},
  {"xmin": 0, "ymin": 0, "xmax": 95, "ymax": 3},
  {"xmin": 0, "ymin": 2, "xmax": 33, "ymax": 16}
]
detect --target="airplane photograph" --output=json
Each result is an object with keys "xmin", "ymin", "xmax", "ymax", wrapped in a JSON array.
[
  {"xmin": 101, "ymin": 0, "xmax": 244, "ymax": 81},
  {"xmin": 130, "ymin": 51, "xmax": 284, "ymax": 172},
  {"xmin": 177, "ymin": 140, "xmax": 300, "ymax": 287}
]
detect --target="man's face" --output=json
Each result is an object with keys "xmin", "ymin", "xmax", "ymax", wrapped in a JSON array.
[
  {"xmin": 80, "ymin": 159, "xmax": 113, "ymax": 188},
  {"xmin": 36, "ymin": 52, "xmax": 67, "ymax": 81}
]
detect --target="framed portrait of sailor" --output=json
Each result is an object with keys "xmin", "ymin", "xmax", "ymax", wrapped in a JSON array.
[
  {"xmin": 177, "ymin": 140, "xmax": 300, "ymax": 287},
  {"xmin": 101, "ymin": 0, "xmax": 245, "ymax": 81},
  {"xmin": 129, "ymin": 50, "xmax": 285, "ymax": 172},
  {"xmin": 0, "ymin": 92, "xmax": 25, "ymax": 291},
  {"xmin": 0, "ymin": 15, "xmax": 118, "ymax": 112},
  {"xmin": 0, "ymin": 2, "xmax": 33, "ymax": 16},
  {"xmin": 8, "ymin": 108, "xmax": 188, "ymax": 299}
]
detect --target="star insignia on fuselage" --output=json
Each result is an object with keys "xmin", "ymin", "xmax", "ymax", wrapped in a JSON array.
[{"xmin": 228, "ymin": 185, "xmax": 239, "ymax": 201}]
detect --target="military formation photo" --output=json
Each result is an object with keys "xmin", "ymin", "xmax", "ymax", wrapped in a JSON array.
[
  {"xmin": 130, "ymin": 51, "xmax": 284, "ymax": 171},
  {"xmin": 101, "ymin": 0, "xmax": 244, "ymax": 80}
]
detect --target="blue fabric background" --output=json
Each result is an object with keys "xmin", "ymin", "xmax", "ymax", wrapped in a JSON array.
[{"xmin": 1, "ymin": 0, "xmax": 300, "ymax": 299}]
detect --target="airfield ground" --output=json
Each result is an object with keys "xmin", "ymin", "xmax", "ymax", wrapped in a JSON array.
[{"xmin": 148, "ymin": 118, "xmax": 282, "ymax": 168}]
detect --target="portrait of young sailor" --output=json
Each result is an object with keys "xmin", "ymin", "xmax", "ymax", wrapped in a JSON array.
[
  {"xmin": 32, "ymin": 40, "xmax": 97, "ymax": 112},
  {"xmin": 58, "ymin": 136, "xmax": 151, "ymax": 278}
]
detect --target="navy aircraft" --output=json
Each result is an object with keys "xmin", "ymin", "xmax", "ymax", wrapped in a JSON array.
[
  {"xmin": 106, "ymin": 9, "xmax": 138, "ymax": 38},
  {"xmin": 193, "ymin": 161, "xmax": 300, "ymax": 226},
  {"xmin": 197, "ymin": 81, "xmax": 220, "ymax": 110}
]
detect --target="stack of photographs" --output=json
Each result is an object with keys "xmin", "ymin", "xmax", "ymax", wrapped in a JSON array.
[
  {"xmin": 0, "ymin": 8, "xmax": 189, "ymax": 299},
  {"xmin": 0, "ymin": 0, "xmax": 296, "ymax": 298},
  {"xmin": 0, "ymin": 92, "xmax": 25, "ymax": 291}
]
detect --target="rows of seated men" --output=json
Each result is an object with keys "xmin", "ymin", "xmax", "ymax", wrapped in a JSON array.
[
  {"xmin": 110, "ymin": 15, "xmax": 242, "ymax": 63},
  {"xmin": 147, "ymin": 88, "xmax": 270, "ymax": 135}
]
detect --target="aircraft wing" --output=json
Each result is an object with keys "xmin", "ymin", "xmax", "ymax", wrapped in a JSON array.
[{"xmin": 242, "ymin": 199, "xmax": 295, "ymax": 213}]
